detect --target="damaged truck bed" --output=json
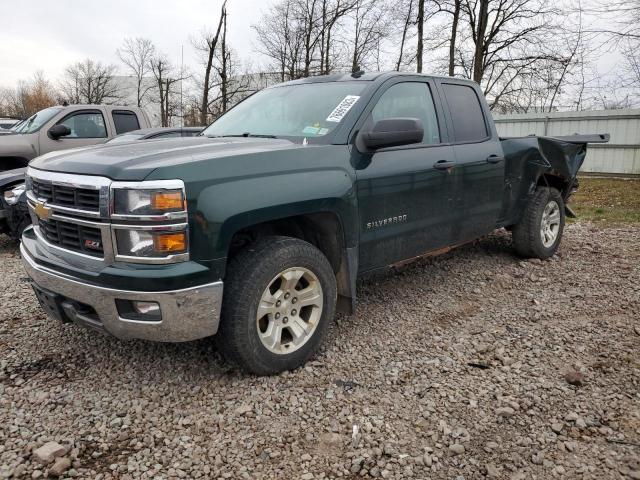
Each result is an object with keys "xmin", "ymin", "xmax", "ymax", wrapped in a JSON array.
[{"xmin": 500, "ymin": 134, "xmax": 610, "ymax": 225}]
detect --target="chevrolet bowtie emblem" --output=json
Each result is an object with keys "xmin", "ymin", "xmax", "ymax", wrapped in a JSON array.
[{"xmin": 34, "ymin": 200, "xmax": 52, "ymax": 221}]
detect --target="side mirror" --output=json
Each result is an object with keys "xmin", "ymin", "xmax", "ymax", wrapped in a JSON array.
[
  {"xmin": 48, "ymin": 124, "xmax": 71, "ymax": 140},
  {"xmin": 360, "ymin": 118, "xmax": 424, "ymax": 150}
]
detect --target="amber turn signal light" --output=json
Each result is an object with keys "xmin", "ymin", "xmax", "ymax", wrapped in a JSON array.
[
  {"xmin": 153, "ymin": 232, "xmax": 187, "ymax": 253},
  {"xmin": 151, "ymin": 191, "xmax": 184, "ymax": 211}
]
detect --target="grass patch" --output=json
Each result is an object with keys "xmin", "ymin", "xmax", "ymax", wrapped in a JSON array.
[{"xmin": 569, "ymin": 177, "xmax": 640, "ymax": 225}]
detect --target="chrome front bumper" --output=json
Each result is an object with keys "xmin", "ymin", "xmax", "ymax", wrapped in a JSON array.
[{"xmin": 21, "ymin": 242, "xmax": 224, "ymax": 342}]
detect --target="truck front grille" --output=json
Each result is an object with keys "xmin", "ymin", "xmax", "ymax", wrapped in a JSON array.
[
  {"xmin": 38, "ymin": 218, "xmax": 104, "ymax": 257},
  {"xmin": 32, "ymin": 180, "xmax": 100, "ymax": 212}
]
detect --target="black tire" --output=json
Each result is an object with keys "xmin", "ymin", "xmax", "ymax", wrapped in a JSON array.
[
  {"xmin": 217, "ymin": 236, "xmax": 337, "ymax": 375},
  {"xmin": 9, "ymin": 214, "xmax": 30, "ymax": 242},
  {"xmin": 512, "ymin": 186, "xmax": 565, "ymax": 259}
]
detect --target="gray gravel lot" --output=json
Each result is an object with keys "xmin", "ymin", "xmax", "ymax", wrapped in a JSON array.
[{"xmin": 1, "ymin": 223, "xmax": 639, "ymax": 479}]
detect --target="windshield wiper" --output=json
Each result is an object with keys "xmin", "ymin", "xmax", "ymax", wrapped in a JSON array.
[{"xmin": 220, "ymin": 133, "xmax": 278, "ymax": 139}]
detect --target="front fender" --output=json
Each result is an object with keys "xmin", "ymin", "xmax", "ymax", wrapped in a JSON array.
[{"xmin": 191, "ymin": 167, "xmax": 358, "ymax": 261}]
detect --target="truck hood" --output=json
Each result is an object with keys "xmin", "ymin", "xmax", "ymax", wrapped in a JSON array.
[{"xmin": 28, "ymin": 137, "xmax": 304, "ymax": 181}]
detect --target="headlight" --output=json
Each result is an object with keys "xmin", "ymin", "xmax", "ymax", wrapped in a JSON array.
[
  {"xmin": 113, "ymin": 188, "xmax": 185, "ymax": 216},
  {"xmin": 110, "ymin": 180, "xmax": 189, "ymax": 263},
  {"xmin": 114, "ymin": 227, "xmax": 188, "ymax": 259},
  {"xmin": 4, "ymin": 183, "xmax": 26, "ymax": 205}
]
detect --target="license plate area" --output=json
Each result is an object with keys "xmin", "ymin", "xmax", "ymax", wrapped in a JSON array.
[{"xmin": 31, "ymin": 284, "xmax": 70, "ymax": 323}]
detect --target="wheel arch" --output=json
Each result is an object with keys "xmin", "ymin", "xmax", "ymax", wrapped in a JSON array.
[
  {"xmin": 536, "ymin": 172, "xmax": 573, "ymax": 198},
  {"xmin": 224, "ymin": 210, "xmax": 358, "ymax": 314},
  {"xmin": 0, "ymin": 157, "xmax": 30, "ymax": 171}
]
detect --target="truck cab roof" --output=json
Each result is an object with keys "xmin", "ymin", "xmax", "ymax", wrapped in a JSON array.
[{"xmin": 277, "ymin": 71, "xmax": 480, "ymax": 87}]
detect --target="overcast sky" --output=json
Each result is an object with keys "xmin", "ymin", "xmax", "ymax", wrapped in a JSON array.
[
  {"xmin": 0, "ymin": 0, "xmax": 269, "ymax": 88},
  {"xmin": 0, "ymin": 0, "xmax": 624, "ymax": 100}
]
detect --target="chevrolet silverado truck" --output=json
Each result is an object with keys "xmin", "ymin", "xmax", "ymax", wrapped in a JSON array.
[
  {"xmin": 20, "ymin": 72, "xmax": 608, "ymax": 375},
  {"xmin": 0, "ymin": 104, "xmax": 151, "ymax": 239}
]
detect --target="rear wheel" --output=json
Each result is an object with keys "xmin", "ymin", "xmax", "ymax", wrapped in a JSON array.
[
  {"xmin": 512, "ymin": 187, "xmax": 565, "ymax": 259},
  {"xmin": 217, "ymin": 236, "xmax": 337, "ymax": 375}
]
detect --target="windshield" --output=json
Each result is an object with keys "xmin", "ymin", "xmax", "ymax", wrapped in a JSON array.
[
  {"xmin": 202, "ymin": 82, "xmax": 367, "ymax": 142},
  {"xmin": 107, "ymin": 133, "xmax": 144, "ymax": 143},
  {"xmin": 10, "ymin": 120, "xmax": 25, "ymax": 131},
  {"xmin": 19, "ymin": 107, "xmax": 63, "ymax": 134}
]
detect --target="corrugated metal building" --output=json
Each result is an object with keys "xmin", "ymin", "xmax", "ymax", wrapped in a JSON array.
[{"xmin": 493, "ymin": 109, "xmax": 640, "ymax": 176}]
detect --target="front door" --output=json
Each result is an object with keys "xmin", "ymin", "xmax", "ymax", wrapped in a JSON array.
[
  {"xmin": 39, "ymin": 109, "xmax": 109, "ymax": 154},
  {"xmin": 355, "ymin": 80, "xmax": 458, "ymax": 271}
]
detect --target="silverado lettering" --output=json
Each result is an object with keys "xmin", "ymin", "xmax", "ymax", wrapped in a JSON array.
[{"xmin": 366, "ymin": 215, "xmax": 408, "ymax": 229}]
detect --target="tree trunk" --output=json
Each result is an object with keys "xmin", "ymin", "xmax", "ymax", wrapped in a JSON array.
[
  {"xmin": 472, "ymin": 0, "xmax": 488, "ymax": 83},
  {"xmin": 448, "ymin": 0, "xmax": 460, "ymax": 76},
  {"xmin": 417, "ymin": 0, "xmax": 424, "ymax": 73},
  {"xmin": 320, "ymin": 0, "xmax": 327, "ymax": 74},
  {"xmin": 200, "ymin": 1, "xmax": 227, "ymax": 125},
  {"xmin": 396, "ymin": 0, "xmax": 413, "ymax": 71},
  {"xmin": 220, "ymin": 11, "xmax": 229, "ymax": 113}
]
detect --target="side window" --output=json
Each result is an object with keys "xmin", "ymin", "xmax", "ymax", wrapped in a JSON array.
[
  {"xmin": 371, "ymin": 82, "xmax": 440, "ymax": 145},
  {"xmin": 112, "ymin": 110, "xmax": 140, "ymax": 134},
  {"xmin": 57, "ymin": 111, "xmax": 107, "ymax": 138},
  {"xmin": 442, "ymin": 84, "xmax": 488, "ymax": 143}
]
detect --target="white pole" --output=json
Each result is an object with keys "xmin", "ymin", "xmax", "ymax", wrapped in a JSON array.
[{"xmin": 180, "ymin": 44, "xmax": 184, "ymax": 127}]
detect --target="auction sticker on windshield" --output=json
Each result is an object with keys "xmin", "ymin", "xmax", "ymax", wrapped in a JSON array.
[{"xmin": 326, "ymin": 95, "xmax": 360, "ymax": 122}]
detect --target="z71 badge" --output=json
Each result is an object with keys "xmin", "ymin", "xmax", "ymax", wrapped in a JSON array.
[
  {"xmin": 365, "ymin": 214, "xmax": 408, "ymax": 230},
  {"xmin": 84, "ymin": 239, "xmax": 102, "ymax": 250}
]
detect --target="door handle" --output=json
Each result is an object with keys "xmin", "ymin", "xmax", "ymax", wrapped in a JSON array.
[
  {"xmin": 434, "ymin": 159, "xmax": 456, "ymax": 170},
  {"xmin": 486, "ymin": 154, "xmax": 504, "ymax": 164}
]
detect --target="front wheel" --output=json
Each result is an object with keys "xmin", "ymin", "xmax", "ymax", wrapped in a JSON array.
[
  {"xmin": 217, "ymin": 236, "xmax": 337, "ymax": 375},
  {"xmin": 512, "ymin": 186, "xmax": 565, "ymax": 259}
]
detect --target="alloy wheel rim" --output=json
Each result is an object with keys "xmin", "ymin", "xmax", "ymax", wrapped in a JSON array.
[
  {"xmin": 540, "ymin": 200, "xmax": 561, "ymax": 248},
  {"xmin": 256, "ymin": 267, "xmax": 323, "ymax": 355}
]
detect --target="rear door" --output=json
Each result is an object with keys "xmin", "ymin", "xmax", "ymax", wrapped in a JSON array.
[
  {"xmin": 112, "ymin": 110, "xmax": 141, "ymax": 135},
  {"xmin": 355, "ymin": 78, "xmax": 458, "ymax": 271},
  {"xmin": 439, "ymin": 81, "xmax": 504, "ymax": 242},
  {"xmin": 38, "ymin": 109, "xmax": 109, "ymax": 154}
]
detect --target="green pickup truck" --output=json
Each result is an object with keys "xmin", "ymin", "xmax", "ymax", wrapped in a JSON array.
[{"xmin": 20, "ymin": 72, "xmax": 608, "ymax": 374}]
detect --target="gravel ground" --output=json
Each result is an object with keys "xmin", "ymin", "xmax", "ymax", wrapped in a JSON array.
[{"xmin": 1, "ymin": 223, "xmax": 639, "ymax": 479}]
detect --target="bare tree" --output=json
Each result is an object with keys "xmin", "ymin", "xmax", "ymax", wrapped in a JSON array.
[
  {"xmin": 253, "ymin": 1, "xmax": 302, "ymax": 81},
  {"xmin": 298, "ymin": 0, "xmax": 323, "ymax": 77},
  {"xmin": 193, "ymin": 0, "xmax": 227, "ymax": 125},
  {"xmin": 447, "ymin": 0, "xmax": 461, "ymax": 75},
  {"xmin": 212, "ymin": 10, "xmax": 254, "ymax": 115},
  {"xmin": 59, "ymin": 59, "xmax": 121, "ymax": 104},
  {"xmin": 395, "ymin": 0, "xmax": 415, "ymax": 70},
  {"xmin": 254, "ymin": 0, "xmax": 361, "ymax": 78},
  {"xmin": 319, "ymin": 0, "xmax": 356, "ymax": 74},
  {"xmin": 416, "ymin": 0, "xmax": 425, "ymax": 72},
  {"xmin": 150, "ymin": 55, "xmax": 187, "ymax": 127},
  {"xmin": 350, "ymin": 0, "xmax": 390, "ymax": 72},
  {"xmin": 117, "ymin": 37, "xmax": 156, "ymax": 107},
  {"xmin": 451, "ymin": 0, "xmax": 566, "ymax": 109},
  {"xmin": 0, "ymin": 72, "xmax": 58, "ymax": 118}
]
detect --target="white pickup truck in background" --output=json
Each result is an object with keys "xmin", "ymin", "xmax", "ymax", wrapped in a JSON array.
[{"xmin": 0, "ymin": 104, "xmax": 151, "ymax": 171}]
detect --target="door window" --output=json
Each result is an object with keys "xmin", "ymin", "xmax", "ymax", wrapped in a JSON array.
[
  {"xmin": 371, "ymin": 82, "xmax": 440, "ymax": 145},
  {"xmin": 113, "ymin": 110, "xmax": 141, "ymax": 134},
  {"xmin": 57, "ymin": 111, "xmax": 107, "ymax": 138},
  {"xmin": 442, "ymin": 84, "xmax": 488, "ymax": 143}
]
